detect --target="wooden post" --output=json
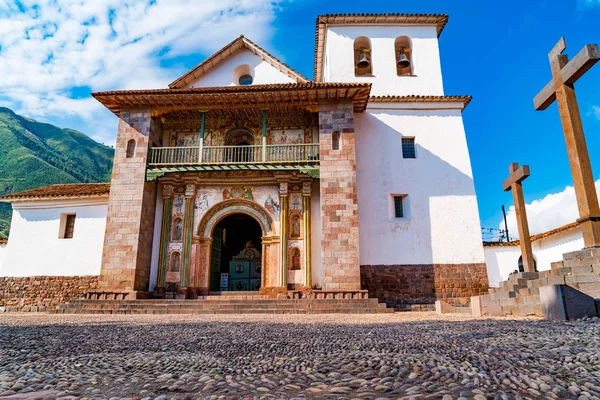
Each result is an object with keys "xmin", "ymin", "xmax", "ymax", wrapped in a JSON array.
[
  {"xmin": 503, "ymin": 163, "xmax": 535, "ymax": 273},
  {"xmin": 262, "ymin": 109, "xmax": 267, "ymax": 163},
  {"xmin": 534, "ymin": 37, "xmax": 600, "ymax": 248},
  {"xmin": 198, "ymin": 112, "xmax": 205, "ymax": 164}
]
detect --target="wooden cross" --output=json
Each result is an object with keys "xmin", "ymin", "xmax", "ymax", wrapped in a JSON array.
[
  {"xmin": 503, "ymin": 163, "xmax": 535, "ymax": 273},
  {"xmin": 534, "ymin": 37, "xmax": 600, "ymax": 248}
]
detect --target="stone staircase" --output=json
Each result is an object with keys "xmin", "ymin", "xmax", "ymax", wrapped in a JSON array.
[
  {"xmin": 50, "ymin": 294, "xmax": 395, "ymax": 314},
  {"xmin": 475, "ymin": 247, "xmax": 600, "ymax": 317}
]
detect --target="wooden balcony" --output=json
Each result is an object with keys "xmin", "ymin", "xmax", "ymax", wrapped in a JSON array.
[{"xmin": 148, "ymin": 144, "xmax": 319, "ymax": 167}]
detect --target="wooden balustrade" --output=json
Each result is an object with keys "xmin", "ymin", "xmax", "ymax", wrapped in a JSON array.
[{"xmin": 148, "ymin": 144, "xmax": 319, "ymax": 166}]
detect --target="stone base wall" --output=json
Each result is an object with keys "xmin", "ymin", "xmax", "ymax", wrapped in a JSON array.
[
  {"xmin": 0, "ymin": 276, "xmax": 99, "ymax": 312},
  {"xmin": 361, "ymin": 264, "xmax": 489, "ymax": 310}
]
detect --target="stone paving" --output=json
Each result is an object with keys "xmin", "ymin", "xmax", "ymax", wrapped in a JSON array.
[{"xmin": 0, "ymin": 313, "xmax": 599, "ymax": 400}]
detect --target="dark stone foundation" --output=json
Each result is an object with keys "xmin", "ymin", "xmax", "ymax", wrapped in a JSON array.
[{"xmin": 361, "ymin": 263, "xmax": 489, "ymax": 311}]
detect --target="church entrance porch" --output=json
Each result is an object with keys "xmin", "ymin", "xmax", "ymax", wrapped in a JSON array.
[{"xmin": 209, "ymin": 214, "xmax": 262, "ymax": 292}]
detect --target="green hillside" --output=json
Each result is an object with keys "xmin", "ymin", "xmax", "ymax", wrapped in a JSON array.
[{"xmin": 0, "ymin": 107, "xmax": 114, "ymax": 238}]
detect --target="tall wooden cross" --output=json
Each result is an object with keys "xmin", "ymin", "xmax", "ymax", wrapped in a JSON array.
[
  {"xmin": 503, "ymin": 163, "xmax": 535, "ymax": 273},
  {"xmin": 534, "ymin": 37, "xmax": 600, "ymax": 248}
]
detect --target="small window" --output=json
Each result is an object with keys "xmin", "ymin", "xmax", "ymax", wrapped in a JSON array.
[
  {"xmin": 126, "ymin": 139, "xmax": 136, "ymax": 158},
  {"xmin": 332, "ymin": 131, "xmax": 341, "ymax": 150},
  {"xmin": 402, "ymin": 138, "xmax": 416, "ymax": 158},
  {"xmin": 59, "ymin": 214, "xmax": 76, "ymax": 239},
  {"xmin": 393, "ymin": 196, "xmax": 404, "ymax": 218},
  {"xmin": 239, "ymin": 74, "xmax": 253, "ymax": 85}
]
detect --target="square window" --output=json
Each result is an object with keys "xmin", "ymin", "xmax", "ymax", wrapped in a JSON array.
[
  {"xmin": 393, "ymin": 196, "xmax": 404, "ymax": 218},
  {"xmin": 59, "ymin": 214, "xmax": 76, "ymax": 239},
  {"xmin": 402, "ymin": 137, "xmax": 416, "ymax": 158}
]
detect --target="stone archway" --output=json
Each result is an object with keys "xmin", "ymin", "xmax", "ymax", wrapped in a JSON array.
[{"xmin": 192, "ymin": 199, "xmax": 280, "ymax": 294}]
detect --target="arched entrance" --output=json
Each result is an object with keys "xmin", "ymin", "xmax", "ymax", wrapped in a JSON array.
[
  {"xmin": 209, "ymin": 214, "xmax": 263, "ymax": 292},
  {"xmin": 224, "ymin": 128, "xmax": 255, "ymax": 163},
  {"xmin": 194, "ymin": 199, "xmax": 278, "ymax": 295}
]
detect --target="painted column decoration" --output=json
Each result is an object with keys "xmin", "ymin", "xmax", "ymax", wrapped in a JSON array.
[
  {"xmin": 157, "ymin": 184, "xmax": 174, "ymax": 287},
  {"xmin": 181, "ymin": 184, "xmax": 195, "ymax": 286},
  {"xmin": 302, "ymin": 181, "xmax": 312, "ymax": 288},
  {"xmin": 279, "ymin": 182, "xmax": 289, "ymax": 287}
]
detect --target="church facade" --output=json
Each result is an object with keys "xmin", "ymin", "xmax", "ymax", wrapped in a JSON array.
[{"xmin": 0, "ymin": 14, "xmax": 489, "ymax": 309}]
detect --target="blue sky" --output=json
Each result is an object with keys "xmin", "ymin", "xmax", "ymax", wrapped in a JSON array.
[{"xmin": 0, "ymin": 0, "xmax": 599, "ymax": 238}]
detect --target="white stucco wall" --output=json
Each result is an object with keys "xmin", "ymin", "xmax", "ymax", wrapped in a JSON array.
[
  {"xmin": 0, "ymin": 199, "xmax": 108, "ymax": 277},
  {"xmin": 323, "ymin": 25, "xmax": 444, "ymax": 96},
  {"xmin": 355, "ymin": 105, "xmax": 484, "ymax": 266},
  {"xmin": 484, "ymin": 225, "xmax": 584, "ymax": 287},
  {"xmin": 184, "ymin": 49, "xmax": 297, "ymax": 88}
]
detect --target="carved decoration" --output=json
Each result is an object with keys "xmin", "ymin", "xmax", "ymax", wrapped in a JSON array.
[
  {"xmin": 279, "ymin": 182, "xmax": 288, "ymax": 196},
  {"xmin": 197, "ymin": 199, "xmax": 275, "ymax": 238},
  {"xmin": 222, "ymin": 187, "xmax": 254, "ymax": 201},
  {"xmin": 185, "ymin": 184, "xmax": 195, "ymax": 198},
  {"xmin": 163, "ymin": 184, "xmax": 174, "ymax": 197},
  {"xmin": 302, "ymin": 181, "xmax": 312, "ymax": 195}
]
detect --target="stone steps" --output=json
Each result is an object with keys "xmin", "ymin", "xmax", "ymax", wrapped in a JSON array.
[
  {"xmin": 475, "ymin": 248, "xmax": 600, "ymax": 317},
  {"xmin": 51, "ymin": 298, "xmax": 394, "ymax": 314}
]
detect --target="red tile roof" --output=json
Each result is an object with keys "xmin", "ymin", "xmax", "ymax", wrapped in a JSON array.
[
  {"xmin": 0, "ymin": 183, "xmax": 111, "ymax": 201},
  {"xmin": 369, "ymin": 95, "xmax": 472, "ymax": 108},
  {"xmin": 483, "ymin": 222, "xmax": 580, "ymax": 247}
]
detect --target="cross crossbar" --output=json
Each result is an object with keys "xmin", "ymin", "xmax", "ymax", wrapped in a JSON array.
[
  {"xmin": 534, "ymin": 43, "xmax": 600, "ymax": 110},
  {"xmin": 503, "ymin": 164, "xmax": 530, "ymax": 191}
]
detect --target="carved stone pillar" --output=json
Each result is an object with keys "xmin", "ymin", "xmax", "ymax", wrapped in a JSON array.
[
  {"xmin": 262, "ymin": 236, "xmax": 280, "ymax": 287},
  {"xmin": 279, "ymin": 183, "xmax": 289, "ymax": 288},
  {"xmin": 197, "ymin": 237, "xmax": 212, "ymax": 295},
  {"xmin": 181, "ymin": 184, "xmax": 195, "ymax": 287},
  {"xmin": 302, "ymin": 181, "xmax": 312, "ymax": 288},
  {"xmin": 157, "ymin": 184, "xmax": 174, "ymax": 287}
]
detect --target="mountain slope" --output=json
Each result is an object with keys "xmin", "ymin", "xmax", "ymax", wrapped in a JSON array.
[{"xmin": 0, "ymin": 107, "xmax": 114, "ymax": 238}]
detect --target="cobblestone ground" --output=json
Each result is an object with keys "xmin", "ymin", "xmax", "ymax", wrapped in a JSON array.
[{"xmin": 0, "ymin": 313, "xmax": 599, "ymax": 400}]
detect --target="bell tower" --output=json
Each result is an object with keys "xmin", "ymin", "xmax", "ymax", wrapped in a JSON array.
[{"xmin": 314, "ymin": 14, "xmax": 448, "ymax": 97}]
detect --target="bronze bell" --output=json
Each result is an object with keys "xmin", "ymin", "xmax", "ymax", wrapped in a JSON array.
[
  {"xmin": 356, "ymin": 49, "xmax": 370, "ymax": 69},
  {"xmin": 397, "ymin": 48, "xmax": 410, "ymax": 69}
]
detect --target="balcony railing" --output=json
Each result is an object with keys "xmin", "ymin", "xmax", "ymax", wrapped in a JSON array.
[{"xmin": 148, "ymin": 144, "xmax": 319, "ymax": 166}]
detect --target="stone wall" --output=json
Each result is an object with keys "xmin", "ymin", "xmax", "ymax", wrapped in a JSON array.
[
  {"xmin": 318, "ymin": 101, "xmax": 361, "ymax": 290},
  {"xmin": 361, "ymin": 263, "xmax": 489, "ymax": 310},
  {"xmin": 100, "ymin": 108, "xmax": 157, "ymax": 294},
  {"xmin": 0, "ymin": 276, "xmax": 99, "ymax": 312}
]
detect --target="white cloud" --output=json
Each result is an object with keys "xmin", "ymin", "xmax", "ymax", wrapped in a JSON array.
[
  {"xmin": 499, "ymin": 180, "xmax": 600, "ymax": 238},
  {"xmin": 593, "ymin": 105, "xmax": 600, "ymax": 120},
  {"xmin": 0, "ymin": 0, "xmax": 284, "ymax": 144}
]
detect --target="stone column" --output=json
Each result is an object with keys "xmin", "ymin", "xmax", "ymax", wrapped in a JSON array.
[
  {"xmin": 196, "ymin": 238, "xmax": 212, "ymax": 295},
  {"xmin": 157, "ymin": 185, "xmax": 174, "ymax": 287},
  {"xmin": 318, "ymin": 101, "xmax": 361, "ymax": 291},
  {"xmin": 99, "ymin": 108, "xmax": 158, "ymax": 296},
  {"xmin": 279, "ymin": 183, "xmax": 289, "ymax": 288},
  {"xmin": 181, "ymin": 184, "xmax": 195, "ymax": 287},
  {"xmin": 302, "ymin": 181, "xmax": 312, "ymax": 288},
  {"xmin": 262, "ymin": 236, "xmax": 280, "ymax": 287}
]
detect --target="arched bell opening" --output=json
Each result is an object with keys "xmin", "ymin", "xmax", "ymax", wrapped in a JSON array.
[
  {"xmin": 394, "ymin": 36, "xmax": 413, "ymax": 76},
  {"xmin": 354, "ymin": 36, "xmax": 372, "ymax": 76},
  {"xmin": 209, "ymin": 213, "xmax": 263, "ymax": 292}
]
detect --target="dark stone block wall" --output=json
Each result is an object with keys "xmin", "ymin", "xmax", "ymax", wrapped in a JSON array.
[
  {"xmin": 361, "ymin": 264, "xmax": 489, "ymax": 310},
  {"xmin": 0, "ymin": 276, "xmax": 99, "ymax": 311}
]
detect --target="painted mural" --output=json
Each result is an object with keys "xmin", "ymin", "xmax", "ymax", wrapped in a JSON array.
[
  {"xmin": 192, "ymin": 185, "xmax": 280, "ymax": 237},
  {"xmin": 268, "ymin": 129, "xmax": 304, "ymax": 144}
]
